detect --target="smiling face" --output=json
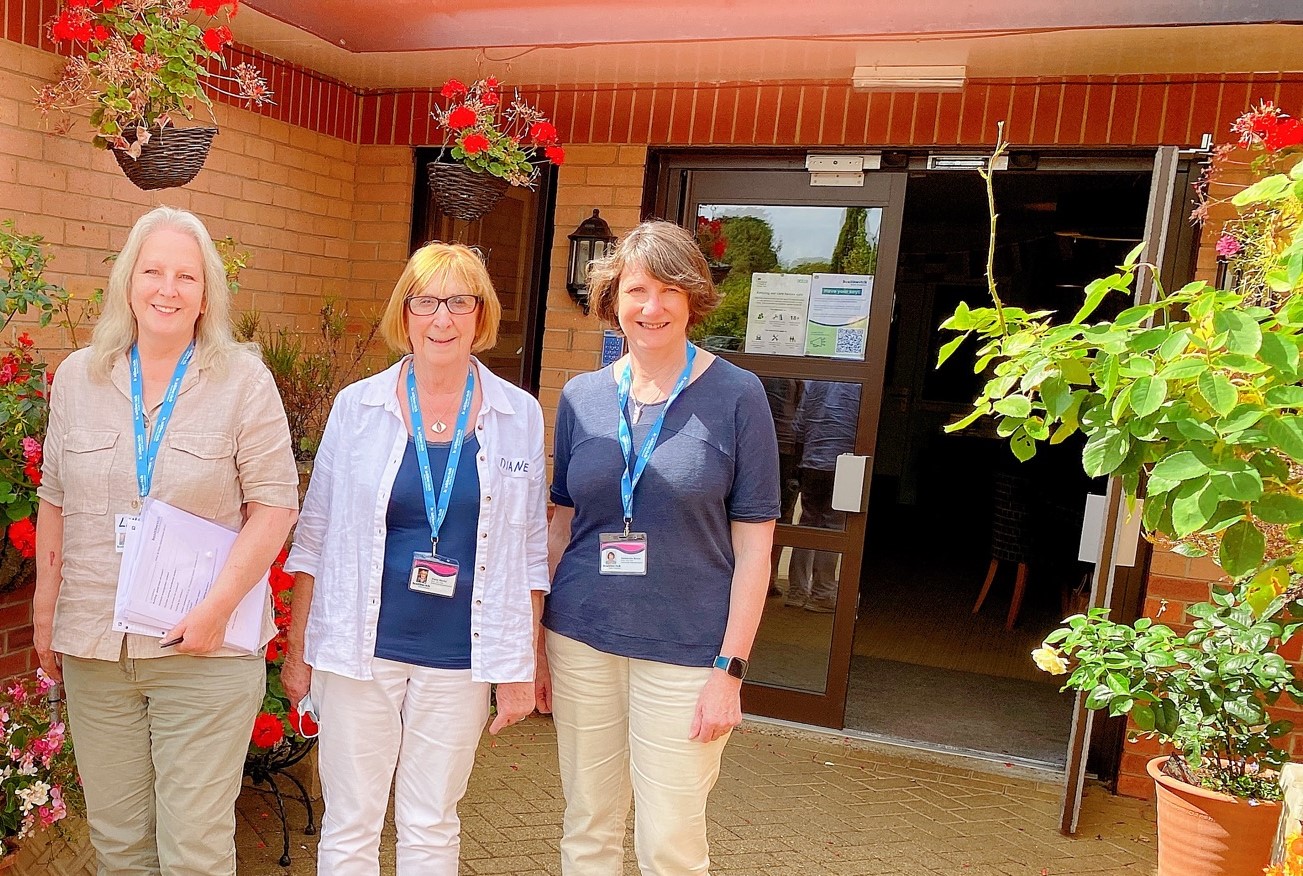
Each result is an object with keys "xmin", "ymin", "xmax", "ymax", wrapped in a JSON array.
[
  {"xmin": 405, "ymin": 273, "xmax": 480, "ymax": 372},
  {"xmin": 616, "ymin": 265, "xmax": 691, "ymax": 356},
  {"xmin": 129, "ymin": 227, "xmax": 206, "ymax": 348}
]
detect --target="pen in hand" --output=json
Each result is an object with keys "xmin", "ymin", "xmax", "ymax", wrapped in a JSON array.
[{"xmin": 159, "ymin": 636, "xmax": 184, "ymax": 648}]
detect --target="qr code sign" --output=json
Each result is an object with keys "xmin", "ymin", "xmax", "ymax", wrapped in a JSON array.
[{"xmin": 835, "ymin": 328, "xmax": 864, "ymax": 357}]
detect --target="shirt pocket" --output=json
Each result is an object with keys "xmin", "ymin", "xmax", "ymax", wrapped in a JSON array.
[
  {"xmin": 498, "ymin": 474, "xmax": 532, "ymax": 526},
  {"xmin": 159, "ymin": 431, "xmax": 234, "ymax": 520},
  {"xmin": 60, "ymin": 429, "xmax": 119, "ymax": 516}
]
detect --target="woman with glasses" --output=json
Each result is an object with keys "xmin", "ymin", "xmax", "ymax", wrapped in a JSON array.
[
  {"xmin": 34, "ymin": 206, "xmax": 299, "ymax": 874},
  {"xmin": 281, "ymin": 242, "xmax": 548, "ymax": 875},
  {"xmin": 537, "ymin": 221, "xmax": 780, "ymax": 875}
]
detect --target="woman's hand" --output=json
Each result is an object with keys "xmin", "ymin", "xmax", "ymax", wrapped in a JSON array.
[
  {"xmin": 489, "ymin": 681, "xmax": 535, "ymax": 735},
  {"xmin": 689, "ymin": 671, "xmax": 743, "ymax": 743},
  {"xmin": 535, "ymin": 644, "xmax": 553, "ymax": 714},
  {"xmin": 164, "ymin": 600, "xmax": 231, "ymax": 655},
  {"xmin": 281, "ymin": 652, "xmax": 312, "ymax": 708},
  {"xmin": 33, "ymin": 625, "xmax": 62, "ymax": 683}
]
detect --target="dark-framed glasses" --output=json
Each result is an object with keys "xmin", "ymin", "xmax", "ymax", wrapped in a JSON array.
[{"xmin": 405, "ymin": 294, "xmax": 481, "ymax": 316}]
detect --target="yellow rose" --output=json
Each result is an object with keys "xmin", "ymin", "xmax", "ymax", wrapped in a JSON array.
[{"xmin": 1032, "ymin": 645, "xmax": 1068, "ymax": 675}]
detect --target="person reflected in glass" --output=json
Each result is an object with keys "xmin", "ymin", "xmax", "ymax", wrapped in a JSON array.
[
  {"xmin": 280, "ymin": 243, "xmax": 549, "ymax": 875},
  {"xmin": 537, "ymin": 221, "xmax": 780, "ymax": 875},
  {"xmin": 786, "ymin": 379, "xmax": 861, "ymax": 612},
  {"xmin": 761, "ymin": 377, "xmax": 802, "ymax": 596},
  {"xmin": 34, "ymin": 206, "xmax": 300, "ymax": 874}
]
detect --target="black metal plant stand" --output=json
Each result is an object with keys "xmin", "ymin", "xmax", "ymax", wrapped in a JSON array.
[{"xmin": 243, "ymin": 737, "xmax": 318, "ymax": 867}]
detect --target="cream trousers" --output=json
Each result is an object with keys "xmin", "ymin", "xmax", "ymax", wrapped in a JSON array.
[
  {"xmin": 547, "ymin": 632, "xmax": 731, "ymax": 876},
  {"xmin": 61, "ymin": 651, "xmax": 264, "ymax": 876}
]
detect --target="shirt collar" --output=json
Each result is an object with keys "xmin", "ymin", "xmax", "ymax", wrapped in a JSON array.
[
  {"xmin": 109, "ymin": 347, "xmax": 203, "ymax": 403},
  {"xmin": 359, "ymin": 356, "xmax": 516, "ymax": 417}
]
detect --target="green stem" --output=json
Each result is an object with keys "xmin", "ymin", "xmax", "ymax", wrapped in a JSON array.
[{"xmin": 980, "ymin": 121, "xmax": 1011, "ymax": 337}]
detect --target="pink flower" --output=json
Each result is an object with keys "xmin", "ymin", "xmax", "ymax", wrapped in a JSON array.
[
  {"xmin": 1216, "ymin": 233, "xmax": 1242, "ymax": 258},
  {"xmin": 22, "ymin": 437, "xmax": 42, "ymax": 464}
]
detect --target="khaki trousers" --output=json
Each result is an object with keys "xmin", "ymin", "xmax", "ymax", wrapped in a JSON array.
[
  {"xmin": 547, "ymin": 632, "xmax": 731, "ymax": 876},
  {"xmin": 62, "ymin": 650, "xmax": 265, "ymax": 876}
]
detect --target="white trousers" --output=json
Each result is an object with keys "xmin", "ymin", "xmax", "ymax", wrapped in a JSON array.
[
  {"xmin": 312, "ymin": 658, "xmax": 490, "ymax": 876},
  {"xmin": 547, "ymin": 632, "xmax": 731, "ymax": 876}
]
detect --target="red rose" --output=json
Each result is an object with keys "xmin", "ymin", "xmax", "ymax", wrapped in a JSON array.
[
  {"xmin": 529, "ymin": 121, "xmax": 558, "ymax": 144},
  {"xmin": 131, "ymin": 32, "xmax": 146, "ymax": 51},
  {"xmin": 545, "ymin": 145, "xmax": 566, "ymax": 165},
  {"xmin": 7, "ymin": 519, "xmax": 36, "ymax": 559},
  {"xmin": 202, "ymin": 25, "xmax": 232, "ymax": 52},
  {"xmin": 446, "ymin": 106, "xmax": 477, "ymax": 129},
  {"xmin": 440, "ymin": 79, "xmax": 467, "ymax": 100},
  {"xmin": 250, "ymin": 712, "xmax": 284, "ymax": 748},
  {"xmin": 461, "ymin": 133, "xmax": 490, "ymax": 154}
]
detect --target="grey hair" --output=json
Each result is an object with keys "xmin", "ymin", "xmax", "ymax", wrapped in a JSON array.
[
  {"xmin": 90, "ymin": 206, "xmax": 248, "ymax": 379},
  {"xmin": 587, "ymin": 220, "xmax": 722, "ymax": 329}
]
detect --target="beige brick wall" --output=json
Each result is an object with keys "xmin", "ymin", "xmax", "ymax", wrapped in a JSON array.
[{"xmin": 538, "ymin": 145, "xmax": 647, "ymax": 457}]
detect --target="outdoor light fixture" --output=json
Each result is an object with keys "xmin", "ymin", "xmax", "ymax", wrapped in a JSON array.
[
  {"xmin": 852, "ymin": 65, "xmax": 967, "ymax": 92},
  {"xmin": 566, "ymin": 209, "xmax": 616, "ymax": 314}
]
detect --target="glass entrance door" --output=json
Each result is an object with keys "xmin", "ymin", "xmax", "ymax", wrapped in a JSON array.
[{"xmin": 664, "ymin": 165, "xmax": 906, "ymax": 727}]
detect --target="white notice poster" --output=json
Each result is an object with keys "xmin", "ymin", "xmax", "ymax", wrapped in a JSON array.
[
  {"xmin": 743, "ymin": 273, "xmax": 811, "ymax": 355},
  {"xmin": 804, "ymin": 273, "xmax": 872, "ymax": 360}
]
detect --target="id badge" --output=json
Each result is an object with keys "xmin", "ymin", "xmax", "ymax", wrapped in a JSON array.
[
  {"xmin": 114, "ymin": 513, "xmax": 140, "ymax": 554},
  {"xmin": 409, "ymin": 551, "xmax": 458, "ymax": 597},
  {"xmin": 599, "ymin": 532, "xmax": 648, "ymax": 576}
]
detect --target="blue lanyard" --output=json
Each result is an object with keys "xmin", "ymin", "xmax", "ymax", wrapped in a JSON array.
[
  {"xmin": 406, "ymin": 361, "xmax": 476, "ymax": 549},
  {"xmin": 129, "ymin": 342, "xmax": 195, "ymax": 498},
  {"xmin": 615, "ymin": 343, "xmax": 697, "ymax": 533}
]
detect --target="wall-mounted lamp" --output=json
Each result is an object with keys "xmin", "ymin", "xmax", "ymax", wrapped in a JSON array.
[
  {"xmin": 566, "ymin": 209, "xmax": 617, "ymax": 314},
  {"xmin": 852, "ymin": 65, "xmax": 966, "ymax": 92}
]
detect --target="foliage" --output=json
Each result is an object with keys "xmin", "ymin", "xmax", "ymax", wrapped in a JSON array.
[
  {"xmin": 235, "ymin": 299, "xmax": 381, "ymax": 461},
  {"xmin": 0, "ymin": 673, "xmax": 84, "ymax": 855},
  {"xmin": 941, "ymin": 104, "xmax": 1303, "ymax": 799},
  {"xmin": 431, "ymin": 77, "xmax": 565, "ymax": 186},
  {"xmin": 692, "ymin": 215, "xmax": 781, "ymax": 342},
  {"xmin": 34, "ymin": 0, "xmax": 273, "ymax": 154},
  {"xmin": 830, "ymin": 207, "xmax": 879, "ymax": 275},
  {"xmin": 247, "ymin": 550, "xmax": 305, "ymax": 755}
]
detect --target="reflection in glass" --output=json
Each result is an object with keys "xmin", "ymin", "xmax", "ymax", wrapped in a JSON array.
[
  {"xmin": 749, "ymin": 547, "xmax": 843, "ymax": 694},
  {"xmin": 689, "ymin": 204, "xmax": 882, "ymax": 355}
]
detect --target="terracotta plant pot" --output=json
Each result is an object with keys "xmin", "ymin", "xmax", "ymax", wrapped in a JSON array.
[{"xmin": 1147, "ymin": 755, "xmax": 1280, "ymax": 876}]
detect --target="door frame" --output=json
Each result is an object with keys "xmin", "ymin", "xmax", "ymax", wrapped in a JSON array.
[{"xmin": 654, "ymin": 156, "xmax": 907, "ymax": 727}]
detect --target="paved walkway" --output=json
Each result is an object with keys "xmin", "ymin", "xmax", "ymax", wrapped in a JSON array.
[{"xmin": 235, "ymin": 717, "xmax": 1158, "ymax": 875}]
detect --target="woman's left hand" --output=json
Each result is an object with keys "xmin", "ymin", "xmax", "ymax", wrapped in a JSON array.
[
  {"xmin": 163, "ymin": 601, "xmax": 231, "ymax": 655},
  {"xmin": 690, "ymin": 671, "xmax": 742, "ymax": 743},
  {"xmin": 489, "ymin": 681, "xmax": 536, "ymax": 735}
]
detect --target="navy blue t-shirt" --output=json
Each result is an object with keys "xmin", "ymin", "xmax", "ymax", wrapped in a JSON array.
[
  {"xmin": 545, "ymin": 357, "xmax": 780, "ymax": 667},
  {"xmin": 375, "ymin": 434, "xmax": 480, "ymax": 669}
]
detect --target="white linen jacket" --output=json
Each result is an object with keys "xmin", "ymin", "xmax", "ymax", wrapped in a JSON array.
[{"xmin": 284, "ymin": 357, "xmax": 548, "ymax": 683}]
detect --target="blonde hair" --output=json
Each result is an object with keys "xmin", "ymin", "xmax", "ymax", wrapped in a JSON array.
[
  {"xmin": 587, "ymin": 221, "xmax": 722, "ymax": 329},
  {"xmin": 379, "ymin": 242, "xmax": 502, "ymax": 354},
  {"xmin": 90, "ymin": 206, "xmax": 245, "ymax": 378}
]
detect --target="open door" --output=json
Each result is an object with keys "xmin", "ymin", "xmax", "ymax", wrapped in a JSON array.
[{"xmin": 1059, "ymin": 145, "xmax": 1203, "ymax": 833}]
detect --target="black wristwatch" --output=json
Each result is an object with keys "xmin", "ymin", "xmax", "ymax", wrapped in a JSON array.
[{"xmin": 713, "ymin": 654, "xmax": 749, "ymax": 680}]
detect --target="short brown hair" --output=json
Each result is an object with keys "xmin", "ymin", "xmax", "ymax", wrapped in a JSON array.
[
  {"xmin": 587, "ymin": 221, "xmax": 722, "ymax": 328},
  {"xmin": 380, "ymin": 242, "xmax": 502, "ymax": 354}
]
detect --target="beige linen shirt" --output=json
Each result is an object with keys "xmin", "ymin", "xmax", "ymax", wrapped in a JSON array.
[{"xmin": 38, "ymin": 346, "xmax": 299, "ymax": 661}]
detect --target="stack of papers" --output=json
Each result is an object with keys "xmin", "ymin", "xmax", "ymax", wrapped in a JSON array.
[{"xmin": 113, "ymin": 499, "xmax": 268, "ymax": 654}]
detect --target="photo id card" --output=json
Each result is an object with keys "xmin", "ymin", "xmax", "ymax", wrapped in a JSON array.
[
  {"xmin": 599, "ymin": 532, "xmax": 648, "ymax": 576},
  {"xmin": 114, "ymin": 513, "xmax": 140, "ymax": 554},
  {"xmin": 409, "ymin": 552, "xmax": 458, "ymax": 597}
]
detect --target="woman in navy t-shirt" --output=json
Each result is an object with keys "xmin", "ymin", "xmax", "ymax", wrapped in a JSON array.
[{"xmin": 539, "ymin": 221, "xmax": 780, "ymax": 875}]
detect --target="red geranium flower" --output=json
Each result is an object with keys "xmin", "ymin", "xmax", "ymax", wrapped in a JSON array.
[
  {"xmin": 287, "ymin": 705, "xmax": 318, "ymax": 738},
  {"xmin": 130, "ymin": 32, "xmax": 146, "ymax": 51},
  {"xmin": 529, "ymin": 121, "xmax": 558, "ymax": 144},
  {"xmin": 440, "ymin": 79, "xmax": 467, "ymax": 100},
  {"xmin": 102, "ymin": 0, "xmax": 122, "ymax": 9},
  {"xmin": 461, "ymin": 133, "xmax": 490, "ymax": 154},
  {"xmin": 64, "ymin": 0, "xmax": 91, "ymax": 7},
  {"xmin": 481, "ymin": 90, "xmax": 500, "ymax": 108},
  {"xmin": 7, "ymin": 518, "xmax": 36, "ymax": 559},
  {"xmin": 447, "ymin": 106, "xmax": 477, "ymax": 129},
  {"xmin": 250, "ymin": 712, "xmax": 284, "ymax": 748},
  {"xmin": 16, "ymin": 333, "xmax": 32, "ymax": 349},
  {"xmin": 265, "ymin": 638, "xmax": 284, "ymax": 662},
  {"xmin": 24, "ymin": 463, "xmax": 41, "ymax": 487},
  {"xmin": 545, "ymin": 145, "xmax": 565, "ymax": 165},
  {"xmin": 189, "ymin": 0, "xmax": 230, "ymax": 15},
  {"xmin": 484, "ymin": 77, "xmax": 499, "ymax": 89},
  {"xmin": 202, "ymin": 25, "xmax": 232, "ymax": 53}
]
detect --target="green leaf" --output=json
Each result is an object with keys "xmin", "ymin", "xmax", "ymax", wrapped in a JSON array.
[
  {"xmin": 1219, "ymin": 520, "xmax": 1266, "ymax": 577},
  {"xmin": 1172, "ymin": 477, "xmax": 1218, "ymax": 537},
  {"xmin": 1073, "ymin": 275, "xmax": 1123, "ymax": 324},
  {"xmin": 1214, "ymin": 310, "xmax": 1264, "ymax": 356},
  {"xmin": 1198, "ymin": 372, "xmax": 1238, "ymax": 416},
  {"xmin": 1210, "ymin": 462, "xmax": 1264, "ymax": 502},
  {"xmin": 1121, "ymin": 241, "xmax": 1147, "ymax": 269},
  {"xmin": 1253, "ymin": 494, "xmax": 1303, "ymax": 525},
  {"xmin": 1265, "ymin": 415, "xmax": 1303, "ymax": 463},
  {"xmin": 1260, "ymin": 333, "xmax": 1300, "ymax": 378},
  {"xmin": 993, "ymin": 395, "xmax": 1033, "ymax": 418},
  {"xmin": 1265, "ymin": 386, "xmax": 1303, "ymax": 409},
  {"xmin": 1130, "ymin": 703, "xmax": 1156, "ymax": 731},
  {"xmin": 1083, "ymin": 429, "xmax": 1130, "ymax": 477},
  {"xmin": 1157, "ymin": 329, "xmax": 1192, "ymax": 360},
  {"xmin": 1150, "ymin": 451, "xmax": 1209, "ymax": 482},
  {"xmin": 1158, "ymin": 357, "xmax": 1208, "ymax": 380},
  {"xmin": 1219, "ymin": 405, "xmax": 1265, "ymax": 436},
  {"xmin": 1010, "ymin": 430, "xmax": 1037, "ymax": 462},
  {"xmin": 936, "ymin": 333, "xmax": 968, "ymax": 367},
  {"xmin": 1129, "ymin": 376, "xmax": 1167, "ymax": 417},
  {"xmin": 1231, "ymin": 173, "xmax": 1293, "ymax": 206}
]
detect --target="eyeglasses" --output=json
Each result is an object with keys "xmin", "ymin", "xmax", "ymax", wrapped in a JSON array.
[{"xmin": 405, "ymin": 294, "xmax": 481, "ymax": 316}]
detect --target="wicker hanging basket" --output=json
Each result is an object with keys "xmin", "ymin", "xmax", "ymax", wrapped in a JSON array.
[
  {"xmin": 426, "ymin": 162, "xmax": 510, "ymax": 222},
  {"xmin": 112, "ymin": 125, "xmax": 217, "ymax": 191}
]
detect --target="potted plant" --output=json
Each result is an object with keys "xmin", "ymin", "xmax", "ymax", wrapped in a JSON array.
[
  {"xmin": 0, "ymin": 673, "xmax": 85, "ymax": 868},
  {"xmin": 34, "ymin": 0, "xmax": 273, "ymax": 190},
  {"xmin": 695, "ymin": 216, "xmax": 732, "ymax": 283},
  {"xmin": 427, "ymin": 76, "xmax": 565, "ymax": 221},
  {"xmin": 939, "ymin": 103, "xmax": 1303, "ymax": 876}
]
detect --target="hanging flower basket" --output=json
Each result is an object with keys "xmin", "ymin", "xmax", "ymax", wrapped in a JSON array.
[
  {"xmin": 708, "ymin": 261, "xmax": 732, "ymax": 284},
  {"xmin": 112, "ymin": 125, "xmax": 217, "ymax": 191},
  {"xmin": 426, "ymin": 162, "xmax": 511, "ymax": 222}
]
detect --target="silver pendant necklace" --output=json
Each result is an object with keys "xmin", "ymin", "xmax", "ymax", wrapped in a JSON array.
[{"xmin": 431, "ymin": 420, "xmax": 448, "ymax": 434}]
